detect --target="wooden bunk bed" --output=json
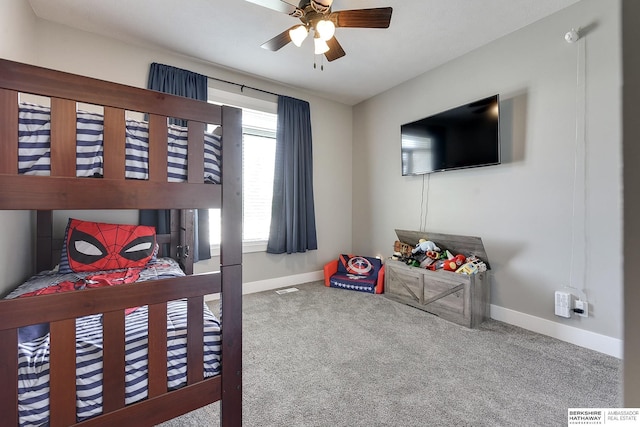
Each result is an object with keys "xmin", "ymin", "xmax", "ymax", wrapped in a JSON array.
[{"xmin": 0, "ymin": 59, "xmax": 242, "ymax": 426}]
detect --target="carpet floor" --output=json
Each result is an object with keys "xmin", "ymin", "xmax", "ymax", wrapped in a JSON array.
[{"xmin": 158, "ymin": 281, "xmax": 621, "ymax": 426}]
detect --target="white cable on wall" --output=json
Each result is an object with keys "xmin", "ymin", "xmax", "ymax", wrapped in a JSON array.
[
  {"xmin": 419, "ymin": 173, "xmax": 431, "ymax": 232},
  {"xmin": 566, "ymin": 29, "xmax": 589, "ymax": 301}
]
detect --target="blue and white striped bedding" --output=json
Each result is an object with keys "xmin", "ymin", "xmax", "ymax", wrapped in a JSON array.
[
  {"xmin": 6, "ymin": 258, "xmax": 221, "ymax": 427},
  {"xmin": 18, "ymin": 102, "xmax": 222, "ymax": 183}
]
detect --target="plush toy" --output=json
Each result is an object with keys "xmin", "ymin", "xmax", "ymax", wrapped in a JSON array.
[
  {"xmin": 443, "ymin": 254, "xmax": 466, "ymax": 271},
  {"xmin": 412, "ymin": 239, "xmax": 440, "ymax": 255}
]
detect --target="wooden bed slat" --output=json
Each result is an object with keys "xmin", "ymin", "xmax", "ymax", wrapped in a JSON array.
[
  {"xmin": 103, "ymin": 107, "xmax": 126, "ymax": 179},
  {"xmin": 0, "ymin": 329, "xmax": 18, "ymax": 427},
  {"xmin": 188, "ymin": 121, "xmax": 205, "ymax": 183},
  {"xmin": 0, "ymin": 273, "xmax": 221, "ymax": 331},
  {"xmin": 0, "ymin": 175, "xmax": 221, "ymax": 210},
  {"xmin": 50, "ymin": 318, "xmax": 77, "ymax": 427},
  {"xmin": 148, "ymin": 302, "xmax": 169, "ymax": 398},
  {"xmin": 0, "ymin": 59, "xmax": 222, "ymax": 124},
  {"xmin": 51, "ymin": 98, "xmax": 77, "ymax": 177},
  {"xmin": 70, "ymin": 376, "xmax": 221, "ymax": 427},
  {"xmin": 187, "ymin": 296, "xmax": 205, "ymax": 384},
  {"xmin": 102, "ymin": 311, "xmax": 126, "ymax": 412},
  {"xmin": 0, "ymin": 88, "xmax": 18, "ymax": 174}
]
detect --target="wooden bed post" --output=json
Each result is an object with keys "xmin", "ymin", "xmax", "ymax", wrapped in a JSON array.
[
  {"xmin": 220, "ymin": 105, "xmax": 243, "ymax": 427},
  {"xmin": 180, "ymin": 209, "xmax": 195, "ymax": 275},
  {"xmin": 36, "ymin": 210, "xmax": 54, "ymax": 272}
]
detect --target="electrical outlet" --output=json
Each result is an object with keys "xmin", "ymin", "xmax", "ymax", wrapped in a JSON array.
[
  {"xmin": 574, "ymin": 299, "xmax": 588, "ymax": 317},
  {"xmin": 555, "ymin": 291, "xmax": 571, "ymax": 318}
]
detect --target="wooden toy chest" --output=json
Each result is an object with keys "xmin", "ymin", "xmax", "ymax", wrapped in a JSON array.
[{"xmin": 384, "ymin": 230, "xmax": 491, "ymax": 328}]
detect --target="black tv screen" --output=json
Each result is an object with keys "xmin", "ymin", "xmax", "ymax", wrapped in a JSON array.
[{"xmin": 401, "ymin": 95, "xmax": 500, "ymax": 175}]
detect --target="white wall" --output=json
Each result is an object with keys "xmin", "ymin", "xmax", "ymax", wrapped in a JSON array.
[
  {"xmin": 0, "ymin": 9, "xmax": 352, "ymax": 289},
  {"xmin": 352, "ymin": 0, "xmax": 622, "ymax": 343},
  {"xmin": 0, "ymin": 0, "xmax": 39, "ymax": 296}
]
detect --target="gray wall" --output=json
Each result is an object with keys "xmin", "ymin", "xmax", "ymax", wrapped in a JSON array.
[
  {"xmin": 0, "ymin": 0, "xmax": 38, "ymax": 296},
  {"xmin": 352, "ymin": 0, "xmax": 622, "ymax": 340},
  {"xmin": 622, "ymin": 0, "xmax": 640, "ymax": 407},
  {"xmin": 0, "ymin": 2, "xmax": 353, "ymax": 290}
]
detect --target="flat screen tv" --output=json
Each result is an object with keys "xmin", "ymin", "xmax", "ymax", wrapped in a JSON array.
[{"xmin": 401, "ymin": 95, "xmax": 500, "ymax": 175}]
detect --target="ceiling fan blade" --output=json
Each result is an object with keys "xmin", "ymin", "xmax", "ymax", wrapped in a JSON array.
[
  {"xmin": 324, "ymin": 37, "xmax": 346, "ymax": 62},
  {"xmin": 331, "ymin": 7, "xmax": 393, "ymax": 29},
  {"xmin": 261, "ymin": 27, "xmax": 295, "ymax": 51},
  {"xmin": 245, "ymin": 0, "xmax": 303, "ymax": 17}
]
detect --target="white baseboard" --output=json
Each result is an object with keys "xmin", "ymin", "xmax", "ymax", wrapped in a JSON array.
[
  {"xmin": 204, "ymin": 270, "xmax": 324, "ymax": 302},
  {"xmin": 490, "ymin": 304, "xmax": 622, "ymax": 359},
  {"xmin": 241, "ymin": 270, "xmax": 324, "ymax": 295},
  {"xmin": 205, "ymin": 273, "xmax": 621, "ymax": 359}
]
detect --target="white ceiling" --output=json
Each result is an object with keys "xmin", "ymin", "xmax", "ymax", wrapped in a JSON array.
[{"xmin": 27, "ymin": 0, "xmax": 580, "ymax": 105}]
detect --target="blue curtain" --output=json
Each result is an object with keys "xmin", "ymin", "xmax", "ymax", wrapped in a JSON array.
[
  {"xmin": 266, "ymin": 96, "xmax": 318, "ymax": 254},
  {"xmin": 140, "ymin": 63, "xmax": 211, "ymax": 261}
]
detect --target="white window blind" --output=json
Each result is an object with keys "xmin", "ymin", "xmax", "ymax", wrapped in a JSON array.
[{"xmin": 209, "ymin": 107, "xmax": 277, "ymax": 250}]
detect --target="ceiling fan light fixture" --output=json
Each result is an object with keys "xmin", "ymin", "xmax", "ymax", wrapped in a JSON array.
[
  {"xmin": 316, "ymin": 19, "xmax": 335, "ymax": 41},
  {"xmin": 314, "ymin": 36, "xmax": 330, "ymax": 54},
  {"xmin": 289, "ymin": 25, "xmax": 308, "ymax": 47}
]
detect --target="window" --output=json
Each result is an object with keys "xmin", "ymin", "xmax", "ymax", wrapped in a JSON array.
[{"xmin": 208, "ymin": 106, "xmax": 277, "ymax": 253}]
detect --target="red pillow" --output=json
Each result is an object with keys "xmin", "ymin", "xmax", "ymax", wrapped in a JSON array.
[{"xmin": 59, "ymin": 219, "xmax": 156, "ymax": 273}]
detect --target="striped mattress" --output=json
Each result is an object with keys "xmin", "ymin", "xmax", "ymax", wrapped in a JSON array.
[
  {"xmin": 18, "ymin": 102, "xmax": 222, "ymax": 183},
  {"xmin": 5, "ymin": 258, "xmax": 221, "ymax": 427}
]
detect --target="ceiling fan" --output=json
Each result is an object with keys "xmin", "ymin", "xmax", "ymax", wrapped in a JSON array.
[{"xmin": 246, "ymin": 0, "xmax": 393, "ymax": 62}]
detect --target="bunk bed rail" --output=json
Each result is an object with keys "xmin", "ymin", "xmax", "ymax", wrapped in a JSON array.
[
  {"xmin": 0, "ymin": 58, "xmax": 243, "ymax": 426},
  {"xmin": 0, "ymin": 274, "xmax": 221, "ymax": 427}
]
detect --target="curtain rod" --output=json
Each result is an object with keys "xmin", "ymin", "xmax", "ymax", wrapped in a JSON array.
[{"xmin": 206, "ymin": 74, "xmax": 281, "ymax": 98}]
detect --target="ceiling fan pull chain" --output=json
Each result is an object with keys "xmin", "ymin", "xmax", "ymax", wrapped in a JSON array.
[
  {"xmin": 312, "ymin": 56, "xmax": 325, "ymax": 71},
  {"xmin": 312, "ymin": 54, "xmax": 324, "ymax": 71}
]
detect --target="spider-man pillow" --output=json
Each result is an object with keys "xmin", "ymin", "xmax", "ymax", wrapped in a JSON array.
[{"xmin": 59, "ymin": 219, "xmax": 156, "ymax": 273}]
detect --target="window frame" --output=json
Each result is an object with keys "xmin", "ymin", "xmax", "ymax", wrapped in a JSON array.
[{"xmin": 207, "ymin": 86, "xmax": 277, "ymax": 256}]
